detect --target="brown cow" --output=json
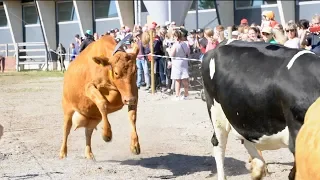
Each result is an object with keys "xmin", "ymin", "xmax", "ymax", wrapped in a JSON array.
[
  {"xmin": 59, "ymin": 35, "xmax": 140, "ymax": 159},
  {"xmin": 295, "ymin": 97, "xmax": 320, "ymax": 180}
]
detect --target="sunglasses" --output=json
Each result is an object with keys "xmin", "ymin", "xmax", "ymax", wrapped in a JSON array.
[
  {"xmin": 262, "ymin": 32, "xmax": 270, "ymax": 36},
  {"xmin": 286, "ymin": 29, "xmax": 295, "ymax": 33}
]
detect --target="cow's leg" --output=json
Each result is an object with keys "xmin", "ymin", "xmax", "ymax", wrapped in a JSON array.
[
  {"xmin": 243, "ymin": 140, "xmax": 266, "ymax": 180},
  {"xmin": 59, "ymin": 109, "xmax": 74, "ymax": 159},
  {"xmin": 85, "ymin": 83, "xmax": 112, "ymax": 142},
  {"xmin": 211, "ymin": 104, "xmax": 230, "ymax": 180},
  {"xmin": 84, "ymin": 119, "xmax": 100, "ymax": 160},
  {"xmin": 128, "ymin": 105, "xmax": 140, "ymax": 155}
]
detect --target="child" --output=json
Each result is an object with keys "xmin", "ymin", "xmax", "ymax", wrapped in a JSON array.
[{"xmin": 70, "ymin": 43, "xmax": 77, "ymax": 62}]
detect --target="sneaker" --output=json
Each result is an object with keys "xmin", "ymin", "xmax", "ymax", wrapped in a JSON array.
[
  {"xmin": 172, "ymin": 96, "xmax": 180, "ymax": 101},
  {"xmin": 180, "ymin": 96, "xmax": 189, "ymax": 100},
  {"xmin": 144, "ymin": 86, "xmax": 150, "ymax": 91}
]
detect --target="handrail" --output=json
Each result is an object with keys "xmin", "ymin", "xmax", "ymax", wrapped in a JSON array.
[{"xmin": 0, "ymin": 42, "xmax": 49, "ymax": 72}]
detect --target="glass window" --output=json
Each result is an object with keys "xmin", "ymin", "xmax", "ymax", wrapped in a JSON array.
[
  {"xmin": 235, "ymin": 0, "xmax": 277, "ymax": 8},
  {"xmin": 57, "ymin": 1, "xmax": 78, "ymax": 22},
  {"xmin": 190, "ymin": 0, "xmax": 215, "ymax": 11},
  {"xmin": 23, "ymin": 5, "xmax": 39, "ymax": 25},
  {"xmin": 94, "ymin": 0, "xmax": 119, "ymax": 19},
  {"xmin": 0, "ymin": 8, "xmax": 7, "ymax": 27},
  {"xmin": 141, "ymin": 0, "xmax": 147, "ymax": 13}
]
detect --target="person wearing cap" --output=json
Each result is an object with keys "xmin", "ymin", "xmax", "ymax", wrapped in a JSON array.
[
  {"xmin": 261, "ymin": 11, "xmax": 278, "ymax": 29},
  {"xmin": 79, "ymin": 29, "xmax": 95, "ymax": 53},
  {"xmin": 261, "ymin": 26, "xmax": 277, "ymax": 44},
  {"xmin": 195, "ymin": 28, "xmax": 208, "ymax": 57},
  {"xmin": 187, "ymin": 29, "xmax": 198, "ymax": 57},
  {"xmin": 240, "ymin": 18, "xmax": 249, "ymax": 26}
]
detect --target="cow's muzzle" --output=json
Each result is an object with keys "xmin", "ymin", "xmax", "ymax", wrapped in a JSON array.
[{"xmin": 122, "ymin": 96, "xmax": 137, "ymax": 105}]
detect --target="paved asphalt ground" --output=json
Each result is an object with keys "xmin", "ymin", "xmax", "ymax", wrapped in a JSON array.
[{"xmin": 0, "ymin": 72, "xmax": 293, "ymax": 180}]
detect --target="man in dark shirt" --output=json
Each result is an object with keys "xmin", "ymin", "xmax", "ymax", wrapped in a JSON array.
[
  {"xmin": 79, "ymin": 30, "xmax": 95, "ymax": 53},
  {"xmin": 301, "ymin": 15, "xmax": 320, "ymax": 55},
  {"xmin": 196, "ymin": 28, "xmax": 208, "ymax": 51}
]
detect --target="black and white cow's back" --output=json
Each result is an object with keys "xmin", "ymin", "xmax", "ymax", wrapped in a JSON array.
[{"xmin": 201, "ymin": 40, "xmax": 320, "ymax": 180}]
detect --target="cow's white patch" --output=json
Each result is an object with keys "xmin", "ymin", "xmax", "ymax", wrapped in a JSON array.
[
  {"xmin": 209, "ymin": 58, "xmax": 215, "ymax": 79},
  {"xmin": 253, "ymin": 126, "xmax": 289, "ymax": 150},
  {"xmin": 210, "ymin": 100, "xmax": 231, "ymax": 180},
  {"xmin": 72, "ymin": 111, "xmax": 88, "ymax": 130},
  {"xmin": 287, "ymin": 50, "xmax": 315, "ymax": 70}
]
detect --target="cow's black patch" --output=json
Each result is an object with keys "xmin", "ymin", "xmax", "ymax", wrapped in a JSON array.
[{"xmin": 202, "ymin": 40, "xmax": 320, "ymax": 147}]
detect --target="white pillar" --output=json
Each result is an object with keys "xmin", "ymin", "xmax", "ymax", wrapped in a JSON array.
[
  {"xmin": 143, "ymin": 0, "xmax": 169, "ymax": 26},
  {"xmin": 3, "ymin": 1, "xmax": 23, "ymax": 44},
  {"xmin": 216, "ymin": 0, "xmax": 234, "ymax": 27},
  {"xmin": 277, "ymin": 0, "xmax": 295, "ymax": 26},
  {"xmin": 73, "ymin": 0, "xmax": 93, "ymax": 37},
  {"xmin": 35, "ymin": 1, "xmax": 56, "ymax": 50},
  {"xmin": 116, "ymin": 0, "xmax": 135, "ymax": 29},
  {"xmin": 170, "ymin": 0, "xmax": 193, "ymax": 26}
]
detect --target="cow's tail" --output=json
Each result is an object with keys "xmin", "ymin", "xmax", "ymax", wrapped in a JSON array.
[{"xmin": 201, "ymin": 51, "xmax": 219, "ymax": 146}]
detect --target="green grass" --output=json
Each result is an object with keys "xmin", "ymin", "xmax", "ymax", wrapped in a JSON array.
[{"xmin": 0, "ymin": 71, "xmax": 65, "ymax": 78}]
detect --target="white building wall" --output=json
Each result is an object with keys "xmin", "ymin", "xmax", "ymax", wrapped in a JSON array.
[
  {"xmin": 36, "ymin": 1, "xmax": 56, "ymax": 50},
  {"xmin": 3, "ymin": 1, "xmax": 23, "ymax": 44},
  {"xmin": 73, "ymin": 0, "xmax": 93, "ymax": 37}
]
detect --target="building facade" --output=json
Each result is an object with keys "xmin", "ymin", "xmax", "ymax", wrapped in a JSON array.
[{"xmin": 0, "ymin": 0, "xmax": 319, "ymax": 56}]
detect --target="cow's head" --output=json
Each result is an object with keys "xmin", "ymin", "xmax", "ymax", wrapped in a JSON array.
[{"xmin": 92, "ymin": 35, "xmax": 139, "ymax": 105}]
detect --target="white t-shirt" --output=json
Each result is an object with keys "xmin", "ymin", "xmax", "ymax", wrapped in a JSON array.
[{"xmin": 284, "ymin": 37, "xmax": 300, "ymax": 49}]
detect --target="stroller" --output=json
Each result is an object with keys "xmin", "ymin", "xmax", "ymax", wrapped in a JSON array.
[{"xmin": 188, "ymin": 60, "xmax": 206, "ymax": 101}]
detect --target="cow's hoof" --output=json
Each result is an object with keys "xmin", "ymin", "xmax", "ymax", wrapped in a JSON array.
[
  {"xmin": 59, "ymin": 152, "xmax": 67, "ymax": 159},
  {"xmin": 102, "ymin": 135, "xmax": 112, "ymax": 142},
  {"xmin": 102, "ymin": 130, "xmax": 112, "ymax": 142},
  {"xmin": 85, "ymin": 153, "xmax": 96, "ymax": 161},
  {"xmin": 131, "ymin": 143, "xmax": 141, "ymax": 155}
]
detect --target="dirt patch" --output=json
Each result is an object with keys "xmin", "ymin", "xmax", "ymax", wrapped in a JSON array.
[{"xmin": 0, "ymin": 72, "xmax": 293, "ymax": 180}]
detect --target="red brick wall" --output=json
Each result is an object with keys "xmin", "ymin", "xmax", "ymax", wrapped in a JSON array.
[{"xmin": 3, "ymin": 56, "xmax": 16, "ymax": 72}]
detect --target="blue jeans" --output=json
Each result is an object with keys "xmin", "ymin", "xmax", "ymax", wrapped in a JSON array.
[
  {"xmin": 136, "ymin": 59, "xmax": 150, "ymax": 87},
  {"xmin": 155, "ymin": 57, "xmax": 166, "ymax": 85}
]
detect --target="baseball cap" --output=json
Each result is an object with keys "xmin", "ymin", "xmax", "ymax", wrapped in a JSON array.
[
  {"xmin": 262, "ymin": 26, "xmax": 273, "ymax": 34},
  {"xmin": 196, "ymin": 28, "xmax": 204, "ymax": 33},
  {"xmin": 86, "ymin": 30, "xmax": 92, "ymax": 35},
  {"xmin": 189, "ymin": 29, "xmax": 196, "ymax": 34}
]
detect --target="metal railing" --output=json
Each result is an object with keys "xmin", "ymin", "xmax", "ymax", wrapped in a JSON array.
[{"xmin": 0, "ymin": 42, "xmax": 48, "ymax": 72}]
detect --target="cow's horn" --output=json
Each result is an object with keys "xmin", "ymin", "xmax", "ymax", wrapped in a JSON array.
[{"xmin": 112, "ymin": 33, "xmax": 133, "ymax": 55}]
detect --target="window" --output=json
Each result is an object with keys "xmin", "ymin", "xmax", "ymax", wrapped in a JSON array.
[
  {"xmin": 56, "ymin": 1, "xmax": 78, "ymax": 22},
  {"xmin": 190, "ymin": 0, "xmax": 215, "ymax": 11},
  {"xmin": 94, "ymin": 0, "xmax": 118, "ymax": 19},
  {"xmin": 0, "ymin": 8, "xmax": 7, "ymax": 27},
  {"xmin": 141, "ymin": 0, "xmax": 147, "ymax": 13},
  {"xmin": 235, "ymin": 0, "xmax": 277, "ymax": 8},
  {"xmin": 23, "ymin": 5, "xmax": 39, "ymax": 25}
]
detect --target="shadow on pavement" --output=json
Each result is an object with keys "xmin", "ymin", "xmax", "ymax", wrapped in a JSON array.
[{"xmin": 110, "ymin": 153, "xmax": 248, "ymax": 179}]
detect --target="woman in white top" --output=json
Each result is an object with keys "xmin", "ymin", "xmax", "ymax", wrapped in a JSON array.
[
  {"xmin": 167, "ymin": 30, "xmax": 190, "ymax": 100},
  {"xmin": 284, "ymin": 22, "xmax": 301, "ymax": 49}
]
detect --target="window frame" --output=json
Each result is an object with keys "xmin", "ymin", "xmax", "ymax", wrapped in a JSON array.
[
  {"xmin": 0, "ymin": 7, "xmax": 8, "ymax": 28},
  {"xmin": 22, "ymin": 4, "xmax": 40, "ymax": 26},
  {"xmin": 93, "ymin": 0, "xmax": 119, "ymax": 20},
  {"xmin": 297, "ymin": 0, "xmax": 320, "ymax": 5},
  {"xmin": 189, "ymin": 0, "xmax": 216, "ymax": 11},
  {"xmin": 235, "ymin": 0, "xmax": 278, "ymax": 10},
  {"xmin": 56, "ymin": 1, "xmax": 78, "ymax": 23}
]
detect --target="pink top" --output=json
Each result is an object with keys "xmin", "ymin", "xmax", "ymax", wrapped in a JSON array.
[{"xmin": 205, "ymin": 39, "xmax": 219, "ymax": 53}]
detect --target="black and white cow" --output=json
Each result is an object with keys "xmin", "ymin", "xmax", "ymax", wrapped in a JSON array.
[{"xmin": 201, "ymin": 39, "xmax": 320, "ymax": 180}]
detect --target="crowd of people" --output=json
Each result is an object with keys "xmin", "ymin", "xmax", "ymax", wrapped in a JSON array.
[{"xmin": 68, "ymin": 10, "xmax": 320, "ymax": 101}]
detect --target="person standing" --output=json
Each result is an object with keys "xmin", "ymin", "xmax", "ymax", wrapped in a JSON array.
[
  {"xmin": 79, "ymin": 30, "xmax": 95, "ymax": 53},
  {"xmin": 167, "ymin": 30, "xmax": 190, "ymax": 100}
]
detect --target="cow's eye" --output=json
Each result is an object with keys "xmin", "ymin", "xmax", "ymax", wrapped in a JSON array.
[{"xmin": 114, "ymin": 72, "xmax": 118, "ymax": 76}]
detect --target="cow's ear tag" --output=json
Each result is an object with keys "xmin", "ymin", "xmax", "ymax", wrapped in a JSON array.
[{"xmin": 108, "ymin": 69, "xmax": 113, "ymax": 80}]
